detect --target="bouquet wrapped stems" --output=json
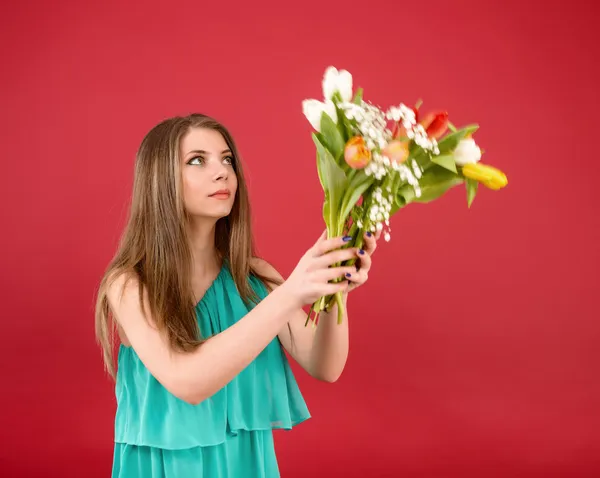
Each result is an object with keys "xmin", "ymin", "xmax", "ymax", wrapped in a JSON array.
[{"xmin": 302, "ymin": 67, "xmax": 508, "ymax": 327}]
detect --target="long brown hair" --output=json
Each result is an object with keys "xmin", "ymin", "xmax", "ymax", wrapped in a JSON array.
[{"xmin": 95, "ymin": 113, "xmax": 281, "ymax": 378}]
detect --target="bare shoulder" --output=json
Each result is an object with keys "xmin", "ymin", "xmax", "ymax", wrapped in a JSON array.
[
  {"xmin": 105, "ymin": 269, "xmax": 141, "ymax": 308},
  {"xmin": 250, "ymin": 257, "xmax": 285, "ymax": 287}
]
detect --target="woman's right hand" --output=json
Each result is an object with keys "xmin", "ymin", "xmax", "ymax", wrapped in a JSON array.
[{"xmin": 281, "ymin": 230, "xmax": 360, "ymax": 308}]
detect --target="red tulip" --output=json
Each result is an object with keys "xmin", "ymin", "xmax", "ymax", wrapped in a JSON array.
[
  {"xmin": 344, "ymin": 136, "xmax": 372, "ymax": 169},
  {"xmin": 419, "ymin": 111, "xmax": 449, "ymax": 139}
]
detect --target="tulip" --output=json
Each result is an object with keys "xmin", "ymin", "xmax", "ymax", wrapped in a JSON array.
[
  {"xmin": 382, "ymin": 140, "xmax": 409, "ymax": 164},
  {"xmin": 302, "ymin": 99, "xmax": 338, "ymax": 132},
  {"xmin": 420, "ymin": 111, "xmax": 449, "ymax": 139},
  {"xmin": 322, "ymin": 66, "xmax": 353, "ymax": 103},
  {"xmin": 344, "ymin": 136, "xmax": 372, "ymax": 169},
  {"xmin": 453, "ymin": 138, "xmax": 482, "ymax": 166},
  {"xmin": 462, "ymin": 163, "xmax": 508, "ymax": 190}
]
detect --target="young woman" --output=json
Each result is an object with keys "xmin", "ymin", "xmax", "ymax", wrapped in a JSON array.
[{"xmin": 95, "ymin": 113, "xmax": 378, "ymax": 477}]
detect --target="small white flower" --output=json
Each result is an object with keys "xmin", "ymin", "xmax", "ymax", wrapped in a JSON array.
[
  {"xmin": 322, "ymin": 66, "xmax": 353, "ymax": 102},
  {"xmin": 302, "ymin": 99, "xmax": 338, "ymax": 132},
  {"xmin": 384, "ymin": 232, "xmax": 391, "ymax": 242},
  {"xmin": 453, "ymin": 138, "xmax": 482, "ymax": 166}
]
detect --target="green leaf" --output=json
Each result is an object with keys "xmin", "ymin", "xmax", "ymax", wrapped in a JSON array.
[
  {"xmin": 394, "ymin": 165, "xmax": 463, "ymax": 210},
  {"xmin": 334, "ymin": 102, "xmax": 353, "ymax": 143},
  {"xmin": 430, "ymin": 154, "xmax": 457, "ymax": 173},
  {"xmin": 353, "ymin": 88, "xmax": 363, "ymax": 104},
  {"xmin": 339, "ymin": 172, "xmax": 374, "ymax": 226},
  {"xmin": 351, "ymin": 205, "xmax": 364, "ymax": 222},
  {"xmin": 312, "ymin": 133, "xmax": 328, "ymax": 192},
  {"xmin": 409, "ymin": 143, "xmax": 431, "ymax": 168},
  {"xmin": 320, "ymin": 112, "xmax": 345, "ymax": 162},
  {"xmin": 466, "ymin": 178, "xmax": 478, "ymax": 208},
  {"xmin": 323, "ymin": 198, "xmax": 330, "ymax": 231},
  {"xmin": 314, "ymin": 138, "xmax": 349, "ymax": 235},
  {"xmin": 437, "ymin": 124, "xmax": 479, "ymax": 154}
]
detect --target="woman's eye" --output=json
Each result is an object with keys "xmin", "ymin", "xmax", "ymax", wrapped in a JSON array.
[
  {"xmin": 188, "ymin": 156, "xmax": 204, "ymax": 165},
  {"xmin": 223, "ymin": 156, "xmax": 234, "ymax": 165}
]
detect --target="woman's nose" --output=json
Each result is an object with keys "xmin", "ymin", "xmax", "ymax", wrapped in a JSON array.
[{"xmin": 213, "ymin": 163, "xmax": 228, "ymax": 181}]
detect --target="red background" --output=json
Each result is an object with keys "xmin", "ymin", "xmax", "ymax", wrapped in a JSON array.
[{"xmin": 1, "ymin": 0, "xmax": 599, "ymax": 476}]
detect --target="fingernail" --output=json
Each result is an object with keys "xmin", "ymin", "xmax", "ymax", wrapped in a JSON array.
[
  {"xmin": 345, "ymin": 273, "xmax": 352, "ymax": 278},
  {"xmin": 343, "ymin": 236, "xmax": 352, "ymax": 242},
  {"xmin": 366, "ymin": 232, "xmax": 372, "ymax": 237},
  {"xmin": 358, "ymin": 249, "xmax": 365, "ymax": 255}
]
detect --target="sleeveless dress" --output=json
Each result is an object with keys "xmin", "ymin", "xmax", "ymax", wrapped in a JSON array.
[{"xmin": 111, "ymin": 264, "xmax": 311, "ymax": 477}]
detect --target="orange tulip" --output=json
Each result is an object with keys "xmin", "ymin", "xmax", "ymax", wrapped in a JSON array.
[
  {"xmin": 344, "ymin": 136, "xmax": 372, "ymax": 169},
  {"xmin": 420, "ymin": 111, "xmax": 449, "ymax": 139},
  {"xmin": 382, "ymin": 140, "xmax": 409, "ymax": 164}
]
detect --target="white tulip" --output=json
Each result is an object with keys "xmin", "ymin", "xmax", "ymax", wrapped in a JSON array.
[
  {"xmin": 322, "ymin": 66, "xmax": 353, "ymax": 103},
  {"xmin": 302, "ymin": 99, "xmax": 338, "ymax": 132},
  {"xmin": 453, "ymin": 138, "xmax": 482, "ymax": 166}
]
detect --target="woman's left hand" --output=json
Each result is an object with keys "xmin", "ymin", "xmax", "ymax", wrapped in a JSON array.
[{"xmin": 345, "ymin": 229, "xmax": 380, "ymax": 293}]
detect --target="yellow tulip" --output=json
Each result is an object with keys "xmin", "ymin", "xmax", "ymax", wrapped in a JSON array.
[{"xmin": 462, "ymin": 163, "xmax": 508, "ymax": 190}]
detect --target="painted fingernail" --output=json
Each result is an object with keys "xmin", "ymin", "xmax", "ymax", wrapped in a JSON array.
[
  {"xmin": 345, "ymin": 273, "xmax": 352, "ymax": 278},
  {"xmin": 358, "ymin": 249, "xmax": 365, "ymax": 255},
  {"xmin": 366, "ymin": 232, "xmax": 372, "ymax": 237},
  {"xmin": 343, "ymin": 236, "xmax": 352, "ymax": 242}
]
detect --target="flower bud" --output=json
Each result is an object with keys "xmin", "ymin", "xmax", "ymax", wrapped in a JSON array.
[
  {"xmin": 382, "ymin": 140, "xmax": 409, "ymax": 164},
  {"xmin": 462, "ymin": 163, "xmax": 508, "ymax": 190},
  {"xmin": 453, "ymin": 138, "xmax": 482, "ymax": 166},
  {"xmin": 420, "ymin": 111, "xmax": 449, "ymax": 139},
  {"xmin": 344, "ymin": 136, "xmax": 372, "ymax": 169}
]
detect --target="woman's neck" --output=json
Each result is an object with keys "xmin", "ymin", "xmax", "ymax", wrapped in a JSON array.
[{"xmin": 187, "ymin": 219, "xmax": 221, "ymax": 277}]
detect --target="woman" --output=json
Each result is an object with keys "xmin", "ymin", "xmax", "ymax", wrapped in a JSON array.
[{"xmin": 95, "ymin": 113, "xmax": 378, "ymax": 477}]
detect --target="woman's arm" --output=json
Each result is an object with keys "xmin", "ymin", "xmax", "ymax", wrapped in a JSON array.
[
  {"xmin": 255, "ymin": 259, "xmax": 349, "ymax": 383},
  {"xmin": 107, "ymin": 232, "xmax": 355, "ymax": 405},
  {"xmin": 109, "ymin": 272, "xmax": 298, "ymax": 405},
  {"xmin": 259, "ymin": 231, "xmax": 378, "ymax": 383}
]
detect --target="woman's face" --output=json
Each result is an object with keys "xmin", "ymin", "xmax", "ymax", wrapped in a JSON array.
[{"xmin": 179, "ymin": 127, "xmax": 238, "ymax": 220}]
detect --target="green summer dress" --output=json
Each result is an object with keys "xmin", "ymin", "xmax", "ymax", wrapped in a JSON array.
[{"xmin": 111, "ymin": 264, "xmax": 311, "ymax": 477}]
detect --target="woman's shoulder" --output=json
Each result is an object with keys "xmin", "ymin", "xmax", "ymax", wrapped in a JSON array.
[
  {"xmin": 250, "ymin": 257, "xmax": 284, "ymax": 285},
  {"xmin": 105, "ymin": 268, "xmax": 142, "ymax": 307}
]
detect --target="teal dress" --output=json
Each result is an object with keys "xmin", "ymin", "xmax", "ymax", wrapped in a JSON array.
[{"xmin": 111, "ymin": 264, "xmax": 311, "ymax": 477}]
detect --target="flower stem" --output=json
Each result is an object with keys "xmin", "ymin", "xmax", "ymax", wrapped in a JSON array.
[{"xmin": 336, "ymin": 291, "xmax": 344, "ymax": 324}]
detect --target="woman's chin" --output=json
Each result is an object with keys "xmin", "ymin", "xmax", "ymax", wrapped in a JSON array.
[{"xmin": 189, "ymin": 208, "xmax": 232, "ymax": 222}]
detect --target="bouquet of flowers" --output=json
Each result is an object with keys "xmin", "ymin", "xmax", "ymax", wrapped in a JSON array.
[{"xmin": 302, "ymin": 66, "xmax": 508, "ymax": 325}]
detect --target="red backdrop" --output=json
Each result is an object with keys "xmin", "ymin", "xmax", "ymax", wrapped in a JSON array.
[{"xmin": 1, "ymin": 0, "xmax": 599, "ymax": 476}]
